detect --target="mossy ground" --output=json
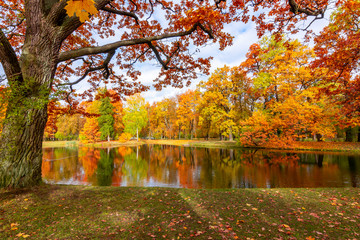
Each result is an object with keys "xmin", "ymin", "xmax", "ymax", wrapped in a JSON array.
[{"xmin": 1, "ymin": 185, "xmax": 359, "ymax": 239}]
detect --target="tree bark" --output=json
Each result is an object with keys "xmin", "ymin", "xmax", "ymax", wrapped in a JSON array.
[
  {"xmin": 0, "ymin": 2, "xmax": 61, "ymax": 187},
  {"xmin": 345, "ymin": 127, "xmax": 353, "ymax": 142},
  {"xmin": 0, "ymin": 101, "xmax": 48, "ymax": 187}
]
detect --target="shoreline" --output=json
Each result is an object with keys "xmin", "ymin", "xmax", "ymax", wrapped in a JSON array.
[{"xmin": 43, "ymin": 139, "xmax": 360, "ymax": 153}]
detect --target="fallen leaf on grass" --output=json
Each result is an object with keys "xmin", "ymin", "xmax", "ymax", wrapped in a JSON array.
[
  {"xmin": 10, "ymin": 223, "xmax": 19, "ymax": 230},
  {"xmin": 309, "ymin": 213, "xmax": 319, "ymax": 218},
  {"xmin": 16, "ymin": 233, "xmax": 30, "ymax": 238}
]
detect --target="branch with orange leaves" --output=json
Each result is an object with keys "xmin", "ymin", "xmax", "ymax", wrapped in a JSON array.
[{"xmin": 57, "ymin": 22, "xmax": 214, "ymax": 63}]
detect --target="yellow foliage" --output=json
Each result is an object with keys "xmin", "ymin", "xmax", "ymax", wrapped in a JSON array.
[
  {"xmin": 118, "ymin": 132, "xmax": 132, "ymax": 142},
  {"xmin": 64, "ymin": 0, "xmax": 98, "ymax": 22}
]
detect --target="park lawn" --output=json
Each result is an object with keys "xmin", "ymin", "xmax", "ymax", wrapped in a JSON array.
[
  {"xmin": 0, "ymin": 185, "xmax": 359, "ymax": 239},
  {"xmin": 42, "ymin": 140, "xmax": 143, "ymax": 148}
]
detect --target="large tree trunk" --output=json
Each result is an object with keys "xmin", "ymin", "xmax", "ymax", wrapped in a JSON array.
[
  {"xmin": 0, "ymin": 100, "xmax": 48, "ymax": 187},
  {"xmin": 0, "ymin": 2, "xmax": 60, "ymax": 187}
]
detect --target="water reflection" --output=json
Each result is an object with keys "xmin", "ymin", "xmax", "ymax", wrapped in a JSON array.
[{"xmin": 42, "ymin": 145, "xmax": 360, "ymax": 188}]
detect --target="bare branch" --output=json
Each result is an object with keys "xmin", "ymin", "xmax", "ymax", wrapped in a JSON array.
[
  {"xmin": 58, "ymin": 50, "xmax": 115, "ymax": 87},
  {"xmin": 155, "ymin": 0, "xmax": 175, "ymax": 13},
  {"xmin": 147, "ymin": 42, "xmax": 181, "ymax": 70},
  {"xmin": 128, "ymin": 48, "xmax": 152, "ymax": 65},
  {"xmin": 288, "ymin": 0, "xmax": 325, "ymax": 17},
  {"xmin": 101, "ymin": 6, "xmax": 139, "ymax": 21},
  {"xmin": 147, "ymin": 42, "xmax": 168, "ymax": 69}
]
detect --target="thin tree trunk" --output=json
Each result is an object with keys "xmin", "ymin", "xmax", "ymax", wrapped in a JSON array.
[
  {"xmin": 137, "ymin": 127, "xmax": 139, "ymax": 141},
  {"xmin": 345, "ymin": 127, "xmax": 353, "ymax": 142}
]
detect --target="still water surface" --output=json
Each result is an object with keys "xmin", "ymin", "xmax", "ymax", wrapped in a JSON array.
[{"xmin": 42, "ymin": 144, "xmax": 360, "ymax": 188}]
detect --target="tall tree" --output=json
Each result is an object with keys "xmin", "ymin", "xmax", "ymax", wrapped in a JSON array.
[
  {"xmin": 0, "ymin": 0, "xmax": 331, "ymax": 187},
  {"xmin": 98, "ymin": 96, "xmax": 115, "ymax": 141},
  {"xmin": 198, "ymin": 66, "xmax": 251, "ymax": 140},
  {"xmin": 176, "ymin": 90, "xmax": 199, "ymax": 139},
  {"xmin": 239, "ymin": 37, "xmax": 337, "ymax": 146},
  {"xmin": 123, "ymin": 94, "xmax": 148, "ymax": 141},
  {"xmin": 313, "ymin": 0, "xmax": 360, "ymax": 140},
  {"xmin": 80, "ymin": 117, "xmax": 101, "ymax": 143}
]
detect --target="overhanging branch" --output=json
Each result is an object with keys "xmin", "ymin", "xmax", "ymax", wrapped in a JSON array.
[
  {"xmin": 288, "ymin": 0, "xmax": 325, "ymax": 17},
  {"xmin": 57, "ymin": 50, "xmax": 116, "ymax": 87},
  {"xmin": 101, "ymin": 6, "xmax": 139, "ymax": 21},
  {"xmin": 58, "ymin": 22, "xmax": 212, "ymax": 62}
]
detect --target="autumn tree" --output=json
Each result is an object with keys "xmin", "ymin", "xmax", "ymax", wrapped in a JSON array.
[
  {"xmin": 198, "ymin": 66, "xmax": 251, "ymax": 140},
  {"xmin": 55, "ymin": 114, "xmax": 85, "ymax": 140},
  {"xmin": 313, "ymin": 0, "xmax": 360, "ymax": 141},
  {"xmin": 112, "ymin": 99, "xmax": 124, "ymax": 138},
  {"xmin": 98, "ymin": 96, "xmax": 115, "ymax": 141},
  {"xmin": 176, "ymin": 90, "xmax": 200, "ymax": 139},
  {"xmin": 79, "ymin": 100, "xmax": 101, "ymax": 143},
  {"xmin": 123, "ymin": 94, "xmax": 148, "ymax": 141},
  {"xmin": 239, "ymin": 37, "xmax": 337, "ymax": 146},
  {"xmin": 0, "ymin": 0, "xmax": 332, "ymax": 187},
  {"xmin": 80, "ymin": 117, "xmax": 101, "ymax": 143},
  {"xmin": 148, "ymin": 97, "xmax": 177, "ymax": 139}
]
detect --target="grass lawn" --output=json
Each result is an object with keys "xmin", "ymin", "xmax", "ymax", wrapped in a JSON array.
[{"xmin": 1, "ymin": 185, "xmax": 359, "ymax": 239}]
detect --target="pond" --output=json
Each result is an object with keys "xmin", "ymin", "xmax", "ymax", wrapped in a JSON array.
[{"xmin": 42, "ymin": 144, "xmax": 360, "ymax": 188}]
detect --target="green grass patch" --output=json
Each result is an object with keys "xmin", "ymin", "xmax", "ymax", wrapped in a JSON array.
[
  {"xmin": 1, "ymin": 185, "xmax": 359, "ymax": 239},
  {"xmin": 43, "ymin": 140, "xmax": 144, "ymax": 149}
]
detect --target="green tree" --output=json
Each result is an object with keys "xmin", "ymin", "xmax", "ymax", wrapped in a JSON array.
[
  {"xmin": 123, "ymin": 94, "xmax": 148, "ymax": 141},
  {"xmin": 98, "ymin": 97, "xmax": 115, "ymax": 141}
]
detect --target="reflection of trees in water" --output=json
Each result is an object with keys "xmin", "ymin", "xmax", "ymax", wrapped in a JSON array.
[
  {"xmin": 122, "ymin": 150, "xmax": 148, "ymax": 185},
  {"xmin": 43, "ymin": 146, "xmax": 360, "ymax": 188},
  {"xmin": 96, "ymin": 149, "xmax": 115, "ymax": 186},
  {"xmin": 348, "ymin": 156, "xmax": 359, "ymax": 187},
  {"xmin": 78, "ymin": 147, "xmax": 100, "ymax": 183},
  {"xmin": 42, "ymin": 147, "xmax": 80, "ymax": 182}
]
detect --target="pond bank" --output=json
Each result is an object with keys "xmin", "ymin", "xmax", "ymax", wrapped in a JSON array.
[
  {"xmin": 1, "ymin": 185, "xmax": 359, "ymax": 239},
  {"xmin": 42, "ymin": 139, "xmax": 360, "ymax": 152}
]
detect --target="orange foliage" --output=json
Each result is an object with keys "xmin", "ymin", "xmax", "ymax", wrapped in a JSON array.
[
  {"xmin": 176, "ymin": 90, "xmax": 200, "ymax": 139},
  {"xmin": 0, "ymin": 86, "xmax": 7, "ymax": 135},
  {"xmin": 80, "ymin": 117, "xmax": 101, "ymax": 143}
]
